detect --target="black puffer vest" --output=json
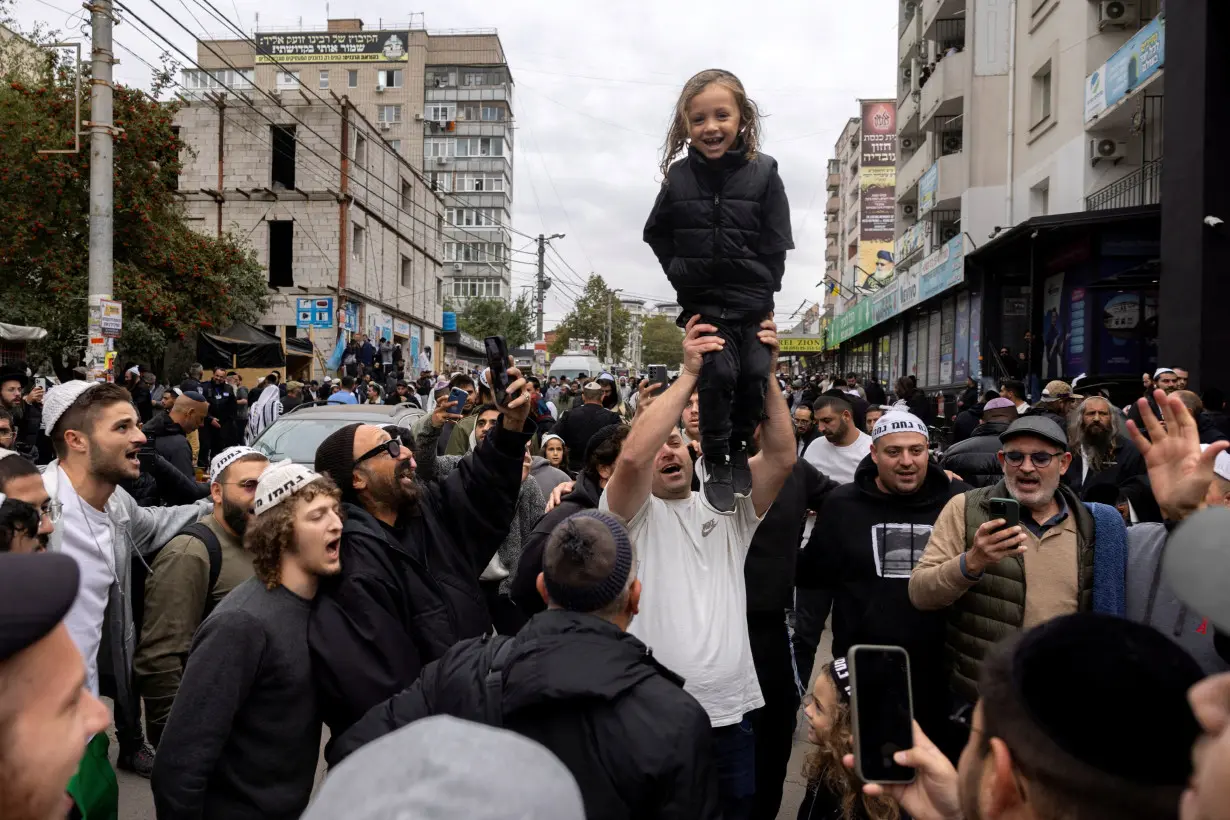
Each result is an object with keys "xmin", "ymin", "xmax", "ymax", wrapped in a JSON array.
[
  {"xmin": 947, "ymin": 480, "xmax": 1095, "ymax": 703},
  {"xmin": 643, "ymin": 144, "xmax": 792, "ymax": 317}
]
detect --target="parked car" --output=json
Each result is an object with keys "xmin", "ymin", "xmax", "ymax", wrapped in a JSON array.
[{"xmin": 251, "ymin": 401, "xmax": 426, "ymax": 465}]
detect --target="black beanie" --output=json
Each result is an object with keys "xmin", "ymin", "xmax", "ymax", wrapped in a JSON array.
[
  {"xmin": 583, "ymin": 423, "xmax": 624, "ymax": 464},
  {"xmin": 315, "ymin": 423, "xmax": 362, "ymax": 500}
]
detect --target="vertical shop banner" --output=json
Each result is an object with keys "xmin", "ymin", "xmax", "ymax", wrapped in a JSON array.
[
  {"xmin": 969, "ymin": 291, "xmax": 982, "ymax": 380},
  {"xmin": 940, "ymin": 296, "xmax": 956, "ymax": 385},
  {"xmin": 954, "ymin": 292, "xmax": 970, "ymax": 383},
  {"xmin": 908, "ymin": 321, "xmax": 921, "ymax": 382},
  {"xmin": 927, "ymin": 311, "xmax": 942, "ymax": 387},
  {"xmin": 859, "ymin": 101, "xmax": 897, "ymax": 288},
  {"xmin": 1041, "ymin": 273, "xmax": 1065, "ymax": 380},
  {"xmin": 1066, "ymin": 288, "xmax": 1087, "ymax": 377}
]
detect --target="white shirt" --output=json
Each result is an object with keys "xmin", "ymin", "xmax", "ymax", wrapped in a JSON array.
[
  {"xmin": 57, "ymin": 467, "xmax": 117, "ymax": 696},
  {"xmin": 601, "ymin": 481, "xmax": 766, "ymax": 727},
  {"xmin": 802, "ymin": 431, "xmax": 873, "ymax": 485}
]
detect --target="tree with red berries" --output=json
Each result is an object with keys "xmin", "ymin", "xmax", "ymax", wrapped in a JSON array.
[{"xmin": 0, "ymin": 17, "xmax": 267, "ymax": 371}]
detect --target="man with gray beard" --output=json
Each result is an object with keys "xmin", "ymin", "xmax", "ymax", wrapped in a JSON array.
[
  {"xmin": 1064, "ymin": 395, "xmax": 1145, "ymax": 499},
  {"xmin": 134, "ymin": 446, "xmax": 269, "ymax": 746}
]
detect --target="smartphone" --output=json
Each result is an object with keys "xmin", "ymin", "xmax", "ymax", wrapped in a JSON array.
[
  {"xmin": 849, "ymin": 644, "xmax": 915, "ymax": 785},
  {"xmin": 448, "ymin": 387, "xmax": 470, "ymax": 413},
  {"xmin": 647, "ymin": 364, "xmax": 669, "ymax": 396},
  {"xmin": 484, "ymin": 335, "xmax": 512, "ymax": 402},
  {"xmin": 34, "ymin": 377, "xmax": 46, "ymax": 390},
  {"xmin": 989, "ymin": 497, "xmax": 1021, "ymax": 531}
]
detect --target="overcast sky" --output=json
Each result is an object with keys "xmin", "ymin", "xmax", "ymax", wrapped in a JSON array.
[{"xmin": 17, "ymin": 0, "xmax": 898, "ymax": 330}]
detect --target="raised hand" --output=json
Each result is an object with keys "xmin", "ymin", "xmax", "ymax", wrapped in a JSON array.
[
  {"xmin": 1127, "ymin": 389, "xmax": 1229, "ymax": 520},
  {"xmin": 681, "ymin": 315, "xmax": 724, "ymax": 378}
]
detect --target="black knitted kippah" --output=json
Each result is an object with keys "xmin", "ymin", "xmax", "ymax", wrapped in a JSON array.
[
  {"xmin": 315, "ymin": 422, "xmax": 362, "ymax": 498},
  {"xmin": 543, "ymin": 510, "xmax": 634, "ymax": 613},
  {"xmin": 583, "ymin": 424, "xmax": 624, "ymax": 464},
  {"xmin": 1010, "ymin": 613, "xmax": 1203, "ymax": 785}
]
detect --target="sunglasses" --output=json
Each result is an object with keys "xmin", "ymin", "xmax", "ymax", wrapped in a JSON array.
[
  {"xmin": 354, "ymin": 438, "xmax": 402, "ymax": 466},
  {"xmin": 1002, "ymin": 450, "xmax": 1064, "ymax": 468}
]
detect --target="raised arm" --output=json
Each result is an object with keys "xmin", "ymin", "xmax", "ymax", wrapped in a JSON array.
[
  {"xmin": 748, "ymin": 317, "xmax": 795, "ymax": 516},
  {"xmin": 604, "ymin": 317, "xmax": 724, "ymax": 520},
  {"xmin": 643, "ymin": 184, "xmax": 675, "ymax": 274}
]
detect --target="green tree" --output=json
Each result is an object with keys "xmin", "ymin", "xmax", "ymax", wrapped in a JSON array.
[
  {"xmin": 0, "ymin": 18, "xmax": 268, "ymax": 370},
  {"xmin": 547, "ymin": 325, "xmax": 571, "ymax": 358},
  {"xmin": 454, "ymin": 293, "xmax": 534, "ymax": 349},
  {"xmin": 558, "ymin": 274, "xmax": 632, "ymax": 362},
  {"xmin": 640, "ymin": 314, "xmax": 685, "ymax": 368}
]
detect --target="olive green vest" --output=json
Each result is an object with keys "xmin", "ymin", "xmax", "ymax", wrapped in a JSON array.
[{"xmin": 947, "ymin": 480, "xmax": 1095, "ymax": 703}]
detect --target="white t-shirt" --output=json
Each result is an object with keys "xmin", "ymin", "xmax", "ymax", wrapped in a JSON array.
[
  {"xmin": 57, "ymin": 467, "xmax": 117, "ymax": 696},
  {"xmin": 600, "ymin": 482, "xmax": 766, "ymax": 727},
  {"xmin": 802, "ymin": 431, "xmax": 873, "ymax": 485}
]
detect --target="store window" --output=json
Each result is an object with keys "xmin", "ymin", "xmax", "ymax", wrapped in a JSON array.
[
  {"xmin": 927, "ymin": 311, "xmax": 942, "ymax": 387},
  {"xmin": 940, "ymin": 296, "xmax": 956, "ymax": 385}
]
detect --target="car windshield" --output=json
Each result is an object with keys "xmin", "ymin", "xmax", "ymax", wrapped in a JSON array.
[{"xmin": 253, "ymin": 417, "xmax": 369, "ymax": 464}]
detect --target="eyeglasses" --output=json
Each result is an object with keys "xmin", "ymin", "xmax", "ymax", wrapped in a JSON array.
[
  {"xmin": 354, "ymin": 438, "xmax": 402, "ymax": 466},
  {"xmin": 221, "ymin": 479, "xmax": 261, "ymax": 491},
  {"xmin": 0, "ymin": 428, "xmax": 13, "ymax": 438},
  {"xmin": 1002, "ymin": 450, "xmax": 1064, "ymax": 468}
]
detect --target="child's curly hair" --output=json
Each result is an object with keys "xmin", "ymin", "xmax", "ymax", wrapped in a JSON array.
[
  {"xmin": 659, "ymin": 68, "xmax": 762, "ymax": 180},
  {"xmin": 244, "ymin": 475, "xmax": 341, "ymax": 589},
  {"xmin": 802, "ymin": 664, "xmax": 901, "ymax": 820}
]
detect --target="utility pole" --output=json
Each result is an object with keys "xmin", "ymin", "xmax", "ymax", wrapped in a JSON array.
[
  {"xmin": 86, "ymin": 0, "xmax": 115, "ymax": 381},
  {"xmin": 535, "ymin": 232, "xmax": 564, "ymax": 343},
  {"xmin": 606, "ymin": 288, "xmax": 623, "ymax": 366}
]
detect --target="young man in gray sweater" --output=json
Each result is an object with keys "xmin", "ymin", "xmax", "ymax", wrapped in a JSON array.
[{"xmin": 152, "ymin": 461, "xmax": 344, "ymax": 820}]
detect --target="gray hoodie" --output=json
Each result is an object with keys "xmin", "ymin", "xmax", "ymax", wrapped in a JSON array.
[
  {"xmin": 302, "ymin": 715, "xmax": 585, "ymax": 820},
  {"xmin": 1126, "ymin": 522, "xmax": 1230, "ymax": 674}
]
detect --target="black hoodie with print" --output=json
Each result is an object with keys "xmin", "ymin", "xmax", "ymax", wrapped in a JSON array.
[{"xmin": 797, "ymin": 455, "xmax": 969, "ymax": 736}]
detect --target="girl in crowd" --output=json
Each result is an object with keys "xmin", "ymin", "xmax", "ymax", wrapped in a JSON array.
[
  {"xmin": 540, "ymin": 433, "xmax": 572, "ymax": 478},
  {"xmin": 798, "ymin": 659, "xmax": 900, "ymax": 820}
]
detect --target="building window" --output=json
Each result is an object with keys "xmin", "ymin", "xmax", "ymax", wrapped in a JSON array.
[
  {"xmin": 377, "ymin": 105, "xmax": 403, "ymax": 124},
  {"xmin": 276, "ymin": 71, "xmax": 300, "ymax": 89},
  {"xmin": 455, "ymin": 137, "xmax": 503, "ymax": 158},
  {"xmin": 401, "ymin": 179, "xmax": 413, "ymax": 210},
  {"xmin": 318, "ymin": 70, "xmax": 329, "ymax": 89},
  {"xmin": 400, "ymin": 255, "xmax": 413, "ymax": 287},
  {"xmin": 377, "ymin": 69, "xmax": 403, "ymax": 88},
  {"xmin": 446, "ymin": 208, "xmax": 501, "ymax": 227},
  {"xmin": 450, "ymin": 279, "xmax": 504, "ymax": 298},
  {"xmin": 1030, "ymin": 178, "xmax": 1050, "ymax": 217},
  {"xmin": 389, "ymin": 139, "xmax": 401, "ymax": 154},
  {"xmin": 436, "ymin": 277, "xmax": 443, "ymax": 304},
  {"xmin": 480, "ymin": 105, "xmax": 504, "ymax": 122},
  {"xmin": 354, "ymin": 133, "xmax": 367, "ymax": 165},
  {"xmin": 458, "ymin": 105, "xmax": 479, "ymax": 121},
  {"xmin": 443, "ymin": 243, "xmax": 506, "ymax": 263},
  {"xmin": 268, "ymin": 221, "xmax": 293, "ymax": 287},
  {"xmin": 424, "ymin": 137, "xmax": 453, "ymax": 158},
  {"xmin": 1031, "ymin": 62, "xmax": 1053, "ymax": 127},
  {"xmin": 456, "ymin": 173, "xmax": 505, "ymax": 192},
  {"xmin": 428, "ymin": 171, "xmax": 451, "ymax": 192},
  {"xmin": 352, "ymin": 224, "xmax": 365, "ymax": 262},
  {"xmin": 426, "ymin": 104, "xmax": 455, "ymax": 122},
  {"xmin": 270, "ymin": 125, "xmax": 296, "ymax": 189},
  {"xmin": 463, "ymin": 72, "xmax": 487, "ymax": 86},
  {"xmin": 347, "ymin": 69, "xmax": 358, "ymax": 88}
]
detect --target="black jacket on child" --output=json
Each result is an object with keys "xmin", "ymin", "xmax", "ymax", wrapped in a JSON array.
[
  {"xmin": 644, "ymin": 143, "xmax": 793, "ymax": 317},
  {"xmin": 797, "ymin": 455, "xmax": 969, "ymax": 739},
  {"xmin": 328, "ymin": 610, "xmax": 720, "ymax": 820}
]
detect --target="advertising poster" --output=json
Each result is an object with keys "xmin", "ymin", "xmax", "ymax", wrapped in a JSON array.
[
  {"xmin": 859, "ymin": 100, "xmax": 897, "ymax": 288},
  {"xmin": 940, "ymin": 296, "xmax": 956, "ymax": 385},
  {"xmin": 1041, "ymin": 273, "xmax": 1065, "ymax": 380},
  {"xmin": 969, "ymin": 291, "xmax": 982, "ymax": 380},
  {"xmin": 954, "ymin": 292, "xmax": 970, "ymax": 383},
  {"xmin": 1084, "ymin": 15, "xmax": 1164, "ymax": 124},
  {"xmin": 255, "ymin": 30, "xmax": 410, "ymax": 63},
  {"xmin": 918, "ymin": 161, "xmax": 939, "ymax": 216},
  {"xmin": 908, "ymin": 321, "xmax": 921, "ymax": 382},
  {"xmin": 927, "ymin": 310, "xmax": 942, "ymax": 387},
  {"xmin": 1066, "ymin": 287, "xmax": 1087, "ymax": 377},
  {"xmin": 410, "ymin": 326, "xmax": 421, "ymax": 371}
]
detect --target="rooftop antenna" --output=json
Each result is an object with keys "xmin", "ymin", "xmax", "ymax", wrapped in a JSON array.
[{"xmin": 254, "ymin": 11, "xmax": 259, "ymax": 30}]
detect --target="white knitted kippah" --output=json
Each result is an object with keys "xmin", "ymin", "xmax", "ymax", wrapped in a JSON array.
[
  {"xmin": 253, "ymin": 459, "xmax": 321, "ymax": 515},
  {"xmin": 42, "ymin": 381, "xmax": 102, "ymax": 434},
  {"xmin": 872, "ymin": 410, "xmax": 930, "ymax": 442}
]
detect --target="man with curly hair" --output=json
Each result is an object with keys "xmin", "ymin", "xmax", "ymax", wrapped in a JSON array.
[{"xmin": 152, "ymin": 461, "xmax": 343, "ymax": 820}]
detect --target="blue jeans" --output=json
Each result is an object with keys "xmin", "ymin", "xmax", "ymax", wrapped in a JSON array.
[{"xmin": 712, "ymin": 716, "xmax": 756, "ymax": 820}]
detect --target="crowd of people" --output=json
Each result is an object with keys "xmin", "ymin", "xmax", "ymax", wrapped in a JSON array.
[{"xmin": 4, "ymin": 64, "xmax": 1230, "ymax": 820}]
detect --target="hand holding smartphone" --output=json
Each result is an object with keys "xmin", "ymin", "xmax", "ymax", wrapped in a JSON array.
[
  {"xmin": 988, "ymin": 497, "xmax": 1020, "ymax": 530},
  {"xmin": 849, "ymin": 644, "xmax": 915, "ymax": 785},
  {"xmin": 448, "ymin": 387, "xmax": 470, "ymax": 413},
  {"xmin": 647, "ymin": 364, "xmax": 668, "ymax": 397},
  {"xmin": 483, "ymin": 335, "xmax": 517, "ymax": 405}
]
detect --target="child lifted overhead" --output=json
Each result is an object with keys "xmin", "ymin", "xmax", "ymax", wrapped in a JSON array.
[{"xmin": 643, "ymin": 68, "xmax": 794, "ymax": 513}]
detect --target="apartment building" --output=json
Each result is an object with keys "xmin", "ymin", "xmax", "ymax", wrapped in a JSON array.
[
  {"xmin": 620, "ymin": 297, "xmax": 645, "ymax": 374},
  {"xmin": 827, "ymin": 0, "xmax": 1166, "ymax": 404}
]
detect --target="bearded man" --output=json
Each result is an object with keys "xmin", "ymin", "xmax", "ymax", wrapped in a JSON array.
[{"xmin": 1065, "ymin": 395, "xmax": 1145, "ymax": 499}]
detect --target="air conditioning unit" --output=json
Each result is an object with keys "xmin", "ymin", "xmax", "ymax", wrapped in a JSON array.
[
  {"xmin": 903, "ymin": 203, "xmax": 917, "ymax": 216},
  {"xmin": 413, "ymin": 112, "xmax": 424, "ymax": 121},
  {"xmin": 436, "ymin": 156, "xmax": 451, "ymax": 165},
  {"xmin": 1090, "ymin": 138, "xmax": 1127, "ymax": 163},
  {"xmin": 1098, "ymin": 0, "xmax": 1137, "ymax": 30},
  {"xmin": 376, "ymin": 84, "xmax": 385, "ymax": 93},
  {"xmin": 452, "ymin": 263, "xmax": 463, "ymax": 271},
  {"xmin": 941, "ymin": 226, "xmax": 959, "ymax": 242},
  {"xmin": 901, "ymin": 136, "xmax": 916, "ymax": 151},
  {"xmin": 942, "ymin": 133, "xmax": 963, "ymax": 154},
  {"xmin": 271, "ymin": 88, "xmax": 282, "ymax": 98},
  {"xmin": 379, "ymin": 122, "xmax": 392, "ymax": 132}
]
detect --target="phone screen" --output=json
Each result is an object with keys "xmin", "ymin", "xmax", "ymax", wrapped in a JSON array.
[{"xmin": 851, "ymin": 645, "xmax": 915, "ymax": 784}]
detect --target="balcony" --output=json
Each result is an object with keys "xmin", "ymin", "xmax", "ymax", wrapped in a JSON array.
[
  {"xmin": 932, "ymin": 149, "xmax": 969, "ymax": 211},
  {"xmin": 920, "ymin": 48, "xmax": 968, "ymax": 129},
  {"xmin": 922, "ymin": 0, "xmax": 966, "ymax": 40},
  {"xmin": 826, "ymin": 194, "xmax": 839, "ymax": 214},
  {"xmin": 1086, "ymin": 160, "xmax": 1162, "ymax": 211},
  {"xmin": 898, "ymin": 90, "xmax": 920, "ymax": 137},
  {"xmin": 826, "ymin": 240, "xmax": 838, "ymax": 262},
  {"xmin": 827, "ymin": 172, "xmax": 840, "ymax": 191},
  {"xmin": 899, "ymin": 8, "xmax": 920, "ymax": 62},
  {"xmin": 898, "ymin": 137, "xmax": 935, "ymax": 200}
]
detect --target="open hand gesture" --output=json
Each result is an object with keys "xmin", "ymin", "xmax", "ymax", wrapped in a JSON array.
[{"xmin": 1127, "ymin": 389, "xmax": 1229, "ymax": 520}]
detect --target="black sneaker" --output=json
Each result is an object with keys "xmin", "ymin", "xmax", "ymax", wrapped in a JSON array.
[
  {"xmin": 731, "ymin": 444, "xmax": 752, "ymax": 497},
  {"xmin": 703, "ymin": 456, "xmax": 736, "ymax": 514},
  {"xmin": 117, "ymin": 742, "xmax": 156, "ymax": 779}
]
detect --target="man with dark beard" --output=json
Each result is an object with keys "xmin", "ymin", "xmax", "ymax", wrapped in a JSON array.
[
  {"xmin": 1065, "ymin": 395, "xmax": 1145, "ymax": 499},
  {"xmin": 134, "ymin": 446, "xmax": 268, "ymax": 746},
  {"xmin": 309, "ymin": 363, "xmax": 534, "ymax": 740}
]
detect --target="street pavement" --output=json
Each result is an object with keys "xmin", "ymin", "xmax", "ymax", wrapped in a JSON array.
[{"xmin": 114, "ymin": 629, "xmax": 831, "ymax": 819}]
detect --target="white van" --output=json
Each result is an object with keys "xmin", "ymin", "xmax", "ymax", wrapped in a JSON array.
[{"xmin": 549, "ymin": 353, "xmax": 604, "ymax": 382}]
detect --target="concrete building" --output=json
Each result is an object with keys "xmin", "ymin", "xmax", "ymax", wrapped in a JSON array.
[
  {"xmin": 619, "ymin": 296, "xmax": 645, "ymax": 373},
  {"xmin": 826, "ymin": 0, "xmax": 1166, "ymax": 407},
  {"xmin": 652, "ymin": 301, "xmax": 681, "ymax": 318},
  {"xmin": 175, "ymin": 20, "xmax": 450, "ymax": 378}
]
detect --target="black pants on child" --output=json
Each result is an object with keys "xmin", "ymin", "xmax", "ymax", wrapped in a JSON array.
[{"xmin": 698, "ymin": 316, "xmax": 773, "ymax": 459}]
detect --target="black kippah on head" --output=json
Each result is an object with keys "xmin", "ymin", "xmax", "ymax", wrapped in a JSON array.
[
  {"xmin": 1008, "ymin": 613, "xmax": 1203, "ymax": 786},
  {"xmin": 542, "ymin": 510, "xmax": 633, "ymax": 613}
]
